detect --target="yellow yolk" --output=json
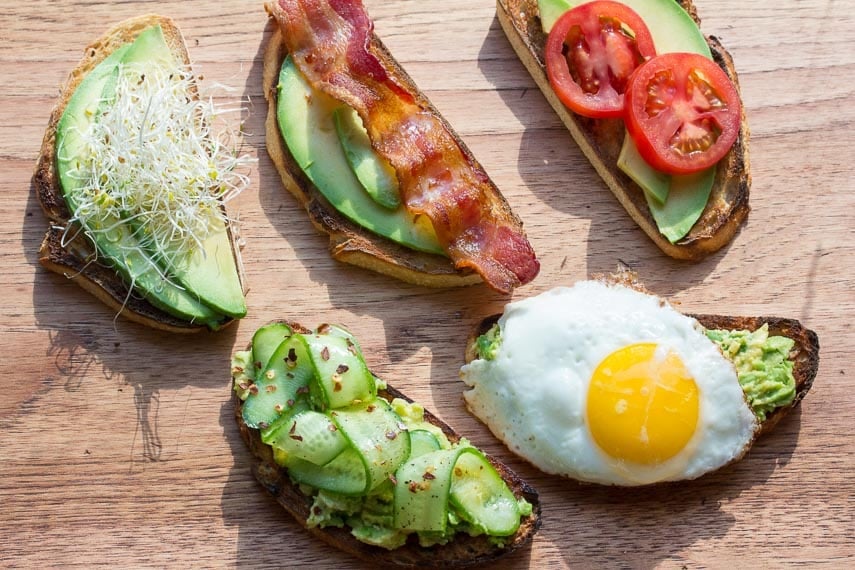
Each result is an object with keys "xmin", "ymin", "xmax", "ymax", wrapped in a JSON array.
[{"xmin": 587, "ymin": 343, "xmax": 699, "ymax": 465}]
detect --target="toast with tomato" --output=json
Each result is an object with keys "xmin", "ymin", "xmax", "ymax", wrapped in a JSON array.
[
  {"xmin": 263, "ymin": 0, "xmax": 539, "ymax": 293},
  {"xmin": 497, "ymin": 0, "xmax": 750, "ymax": 260}
]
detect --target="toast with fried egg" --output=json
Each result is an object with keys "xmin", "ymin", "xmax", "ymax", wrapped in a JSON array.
[{"xmin": 462, "ymin": 272, "xmax": 818, "ymax": 485}]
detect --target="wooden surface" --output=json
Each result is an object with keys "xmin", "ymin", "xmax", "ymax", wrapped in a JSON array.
[{"xmin": 1, "ymin": 0, "xmax": 853, "ymax": 567}]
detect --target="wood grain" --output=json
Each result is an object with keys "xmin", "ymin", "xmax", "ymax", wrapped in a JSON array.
[{"xmin": 1, "ymin": 0, "xmax": 853, "ymax": 567}]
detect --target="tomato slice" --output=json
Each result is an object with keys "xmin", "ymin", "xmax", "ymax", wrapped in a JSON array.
[
  {"xmin": 624, "ymin": 52, "xmax": 742, "ymax": 174},
  {"xmin": 545, "ymin": 1, "xmax": 656, "ymax": 119}
]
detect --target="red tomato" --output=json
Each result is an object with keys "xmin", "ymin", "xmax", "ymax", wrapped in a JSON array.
[
  {"xmin": 624, "ymin": 52, "xmax": 742, "ymax": 174},
  {"xmin": 545, "ymin": 1, "xmax": 656, "ymax": 119}
]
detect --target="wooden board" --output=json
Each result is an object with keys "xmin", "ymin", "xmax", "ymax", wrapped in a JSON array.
[{"xmin": 1, "ymin": 0, "xmax": 853, "ymax": 567}]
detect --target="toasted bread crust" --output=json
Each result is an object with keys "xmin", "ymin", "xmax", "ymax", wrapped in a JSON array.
[
  {"xmin": 496, "ymin": 0, "xmax": 750, "ymax": 260},
  {"xmin": 33, "ymin": 15, "xmax": 244, "ymax": 333},
  {"xmin": 234, "ymin": 321, "xmax": 541, "ymax": 567},
  {"xmin": 263, "ymin": 12, "xmax": 507, "ymax": 288}
]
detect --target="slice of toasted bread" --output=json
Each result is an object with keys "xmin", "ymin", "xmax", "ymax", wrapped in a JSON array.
[
  {"xmin": 496, "ymin": 0, "xmax": 750, "ymax": 260},
  {"xmin": 264, "ymin": 10, "xmax": 514, "ymax": 288},
  {"xmin": 464, "ymin": 273, "xmax": 819, "ymax": 482},
  {"xmin": 234, "ymin": 321, "xmax": 541, "ymax": 567},
  {"xmin": 33, "ymin": 14, "xmax": 245, "ymax": 333}
]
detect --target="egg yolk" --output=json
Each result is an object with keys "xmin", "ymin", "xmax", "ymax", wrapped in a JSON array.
[{"xmin": 587, "ymin": 343, "xmax": 699, "ymax": 465}]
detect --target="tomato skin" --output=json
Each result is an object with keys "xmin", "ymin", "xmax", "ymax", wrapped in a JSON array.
[
  {"xmin": 624, "ymin": 52, "xmax": 742, "ymax": 175},
  {"xmin": 545, "ymin": 1, "xmax": 656, "ymax": 119}
]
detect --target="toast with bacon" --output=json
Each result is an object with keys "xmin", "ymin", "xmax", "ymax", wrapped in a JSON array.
[
  {"xmin": 263, "ymin": 0, "xmax": 539, "ymax": 293},
  {"xmin": 496, "ymin": 0, "xmax": 750, "ymax": 260}
]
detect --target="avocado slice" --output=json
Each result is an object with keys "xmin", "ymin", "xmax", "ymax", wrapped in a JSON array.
[
  {"xmin": 54, "ymin": 26, "xmax": 238, "ymax": 327},
  {"xmin": 276, "ymin": 57, "xmax": 444, "ymax": 256},
  {"xmin": 538, "ymin": 0, "xmax": 718, "ymax": 242},
  {"xmin": 333, "ymin": 106, "xmax": 401, "ymax": 211},
  {"xmin": 115, "ymin": 26, "xmax": 247, "ymax": 319}
]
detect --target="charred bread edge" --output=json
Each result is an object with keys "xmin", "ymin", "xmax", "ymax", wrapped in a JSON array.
[
  {"xmin": 465, "ymin": 313, "xmax": 818, "ymax": 439},
  {"xmin": 263, "ymin": 6, "xmax": 521, "ymax": 288},
  {"xmin": 234, "ymin": 320, "xmax": 541, "ymax": 567},
  {"xmin": 33, "ymin": 14, "xmax": 245, "ymax": 333},
  {"xmin": 495, "ymin": 0, "xmax": 751, "ymax": 260}
]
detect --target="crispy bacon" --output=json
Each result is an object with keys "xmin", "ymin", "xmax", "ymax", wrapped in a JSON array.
[{"xmin": 269, "ymin": 0, "xmax": 539, "ymax": 292}]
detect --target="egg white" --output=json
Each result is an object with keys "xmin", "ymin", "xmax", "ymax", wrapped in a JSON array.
[{"xmin": 460, "ymin": 281, "xmax": 759, "ymax": 486}]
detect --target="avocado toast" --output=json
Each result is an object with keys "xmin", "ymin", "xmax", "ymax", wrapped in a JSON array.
[
  {"xmin": 496, "ymin": 0, "xmax": 750, "ymax": 259},
  {"xmin": 232, "ymin": 321, "xmax": 541, "ymax": 566},
  {"xmin": 263, "ymin": 0, "xmax": 539, "ymax": 292},
  {"xmin": 462, "ymin": 270, "xmax": 819, "ymax": 485},
  {"xmin": 34, "ymin": 15, "xmax": 249, "ymax": 332}
]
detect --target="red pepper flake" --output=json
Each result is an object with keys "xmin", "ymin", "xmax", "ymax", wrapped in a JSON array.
[
  {"xmin": 454, "ymin": 467, "xmax": 463, "ymax": 477},
  {"xmin": 408, "ymin": 481, "xmax": 419, "ymax": 493},
  {"xmin": 287, "ymin": 399, "xmax": 295, "ymax": 407},
  {"xmin": 274, "ymin": 403, "xmax": 284, "ymax": 413},
  {"xmin": 289, "ymin": 421, "xmax": 297, "ymax": 435},
  {"xmin": 320, "ymin": 346, "xmax": 330, "ymax": 361},
  {"xmin": 233, "ymin": 366, "xmax": 244, "ymax": 373},
  {"xmin": 423, "ymin": 471, "xmax": 436, "ymax": 481},
  {"xmin": 238, "ymin": 382, "xmax": 248, "ymax": 390},
  {"xmin": 296, "ymin": 386, "xmax": 310, "ymax": 395},
  {"xmin": 254, "ymin": 361, "xmax": 262, "ymax": 369},
  {"xmin": 248, "ymin": 385, "xmax": 259, "ymax": 395},
  {"xmin": 346, "ymin": 339, "xmax": 357, "ymax": 355},
  {"xmin": 290, "ymin": 434, "xmax": 304, "ymax": 442},
  {"xmin": 327, "ymin": 423, "xmax": 338, "ymax": 432},
  {"xmin": 286, "ymin": 348, "xmax": 298, "ymax": 368},
  {"xmin": 389, "ymin": 474, "xmax": 398, "ymax": 485},
  {"xmin": 286, "ymin": 372, "xmax": 295, "ymax": 379},
  {"xmin": 317, "ymin": 323, "xmax": 331, "ymax": 335},
  {"xmin": 385, "ymin": 431, "xmax": 397, "ymax": 440},
  {"xmin": 333, "ymin": 378, "xmax": 343, "ymax": 392},
  {"xmin": 258, "ymin": 421, "xmax": 269, "ymax": 430},
  {"xmin": 336, "ymin": 364, "xmax": 349, "ymax": 375},
  {"xmin": 366, "ymin": 404, "xmax": 376, "ymax": 413}
]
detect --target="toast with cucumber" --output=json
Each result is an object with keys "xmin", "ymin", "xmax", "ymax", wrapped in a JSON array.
[
  {"xmin": 263, "ymin": 0, "xmax": 539, "ymax": 293},
  {"xmin": 497, "ymin": 0, "xmax": 750, "ymax": 259},
  {"xmin": 33, "ymin": 15, "xmax": 249, "ymax": 332},
  {"xmin": 232, "ymin": 321, "xmax": 541, "ymax": 566}
]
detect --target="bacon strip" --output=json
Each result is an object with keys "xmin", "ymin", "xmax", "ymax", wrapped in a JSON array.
[{"xmin": 269, "ymin": 0, "xmax": 539, "ymax": 292}]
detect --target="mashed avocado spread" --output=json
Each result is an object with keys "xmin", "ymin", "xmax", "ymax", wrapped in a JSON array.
[
  {"xmin": 475, "ymin": 322, "xmax": 796, "ymax": 421},
  {"xmin": 705, "ymin": 324, "xmax": 796, "ymax": 421}
]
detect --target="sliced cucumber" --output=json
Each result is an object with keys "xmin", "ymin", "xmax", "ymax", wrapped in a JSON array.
[
  {"xmin": 330, "ymin": 399, "xmax": 410, "ymax": 493},
  {"xmin": 242, "ymin": 335, "xmax": 313, "ymax": 429},
  {"xmin": 264, "ymin": 408, "xmax": 348, "ymax": 466},
  {"xmin": 408, "ymin": 429, "xmax": 441, "ymax": 459},
  {"xmin": 285, "ymin": 399, "xmax": 409, "ymax": 495},
  {"xmin": 285, "ymin": 447, "xmax": 367, "ymax": 495},
  {"xmin": 449, "ymin": 448, "xmax": 521, "ymax": 536},
  {"xmin": 251, "ymin": 323, "xmax": 293, "ymax": 370},
  {"xmin": 394, "ymin": 447, "xmax": 462, "ymax": 532},
  {"xmin": 304, "ymin": 333, "xmax": 376, "ymax": 410}
]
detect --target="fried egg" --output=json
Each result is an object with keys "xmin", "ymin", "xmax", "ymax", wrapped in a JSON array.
[{"xmin": 460, "ymin": 281, "xmax": 758, "ymax": 486}]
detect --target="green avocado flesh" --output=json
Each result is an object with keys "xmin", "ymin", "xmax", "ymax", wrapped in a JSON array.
[
  {"xmin": 276, "ymin": 57, "xmax": 444, "ymax": 256},
  {"xmin": 538, "ymin": 0, "xmax": 718, "ymax": 242},
  {"xmin": 333, "ymin": 106, "xmax": 401, "ymax": 211},
  {"xmin": 706, "ymin": 325, "xmax": 796, "ymax": 421},
  {"xmin": 232, "ymin": 324, "xmax": 530, "ymax": 549},
  {"xmin": 55, "ymin": 25, "xmax": 246, "ymax": 325}
]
